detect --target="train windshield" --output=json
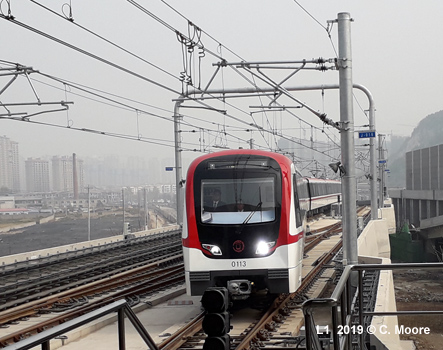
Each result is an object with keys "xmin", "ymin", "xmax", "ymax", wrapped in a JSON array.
[{"xmin": 200, "ymin": 178, "xmax": 276, "ymax": 224}]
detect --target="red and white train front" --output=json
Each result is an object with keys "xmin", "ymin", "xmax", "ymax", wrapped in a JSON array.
[{"xmin": 182, "ymin": 150, "xmax": 305, "ymax": 299}]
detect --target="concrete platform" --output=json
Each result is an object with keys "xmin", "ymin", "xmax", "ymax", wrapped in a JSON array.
[
  {"xmin": 32, "ymin": 286, "xmax": 202, "ymax": 350},
  {"xmin": 302, "ymin": 234, "xmax": 341, "ymax": 278},
  {"xmin": 307, "ymin": 216, "xmax": 341, "ymax": 233}
]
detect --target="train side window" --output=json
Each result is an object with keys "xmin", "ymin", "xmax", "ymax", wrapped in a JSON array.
[{"xmin": 293, "ymin": 175, "xmax": 302, "ymax": 227}]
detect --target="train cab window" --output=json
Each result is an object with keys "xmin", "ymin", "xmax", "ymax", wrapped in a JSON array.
[{"xmin": 200, "ymin": 178, "xmax": 276, "ymax": 224}]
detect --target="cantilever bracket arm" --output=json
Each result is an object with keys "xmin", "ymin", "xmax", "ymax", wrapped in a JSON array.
[
  {"xmin": 0, "ymin": 101, "xmax": 74, "ymax": 107},
  {"xmin": 21, "ymin": 106, "xmax": 70, "ymax": 121}
]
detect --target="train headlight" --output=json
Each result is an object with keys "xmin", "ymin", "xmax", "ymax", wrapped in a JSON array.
[
  {"xmin": 255, "ymin": 241, "xmax": 275, "ymax": 255},
  {"xmin": 202, "ymin": 244, "xmax": 222, "ymax": 256}
]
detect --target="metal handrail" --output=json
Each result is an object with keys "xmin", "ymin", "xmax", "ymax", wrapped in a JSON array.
[
  {"xmin": 3, "ymin": 299, "xmax": 159, "ymax": 350},
  {"xmin": 303, "ymin": 262, "xmax": 443, "ymax": 350}
]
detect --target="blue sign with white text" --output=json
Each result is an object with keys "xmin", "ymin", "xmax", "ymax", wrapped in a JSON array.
[
  {"xmin": 358, "ymin": 131, "xmax": 376, "ymax": 138},
  {"xmin": 165, "ymin": 167, "xmax": 174, "ymax": 171}
]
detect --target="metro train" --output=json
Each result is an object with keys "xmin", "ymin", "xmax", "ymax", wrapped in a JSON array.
[
  {"xmin": 298, "ymin": 177, "xmax": 342, "ymax": 213},
  {"xmin": 182, "ymin": 149, "xmax": 341, "ymax": 300}
]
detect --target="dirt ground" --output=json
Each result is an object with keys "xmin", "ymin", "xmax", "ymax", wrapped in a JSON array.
[
  {"xmin": 393, "ymin": 270, "xmax": 443, "ymax": 350},
  {"xmin": 0, "ymin": 210, "xmax": 169, "ymax": 257}
]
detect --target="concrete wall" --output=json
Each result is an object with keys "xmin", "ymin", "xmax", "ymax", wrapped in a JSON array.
[
  {"xmin": 0, "ymin": 220, "xmax": 36, "ymax": 233},
  {"xmin": 379, "ymin": 201, "xmax": 396, "ymax": 234},
  {"xmin": 0, "ymin": 214, "xmax": 55, "ymax": 233},
  {"xmin": 0, "ymin": 196, "xmax": 15, "ymax": 209},
  {"xmin": 39, "ymin": 214, "xmax": 55, "ymax": 224},
  {"xmin": 358, "ymin": 220, "xmax": 391, "ymax": 259},
  {"xmin": 357, "ymin": 200, "xmax": 395, "ymax": 259},
  {"xmin": 391, "ymin": 188, "xmax": 443, "ymax": 229},
  {"xmin": 367, "ymin": 257, "xmax": 414, "ymax": 350},
  {"xmin": 357, "ymin": 206, "xmax": 413, "ymax": 350}
]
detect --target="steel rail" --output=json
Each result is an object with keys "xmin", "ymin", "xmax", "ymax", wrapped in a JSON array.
[
  {"xmin": 156, "ymin": 222, "xmax": 346, "ymax": 350},
  {"xmin": 0, "ymin": 254, "xmax": 183, "ymax": 326},
  {"xmin": 304, "ymin": 222, "xmax": 342, "ymax": 252},
  {"xmin": 157, "ymin": 312, "xmax": 205, "ymax": 350},
  {"xmin": 0, "ymin": 264, "xmax": 185, "ymax": 346},
  {"xmin": 0, "ymin": 240, "xmax": 182, "ymax": 309},
  {"xmin": 234, "ymin": 238, "xmax": 343, "ymax": 350}
]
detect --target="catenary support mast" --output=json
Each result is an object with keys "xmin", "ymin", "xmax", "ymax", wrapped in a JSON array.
[
  {"xmin": 337, "ymin": 12, "xmax": 358, "ymax": 266},
  {"xmin": 174, "ymin": 12, "xmax": 376, "ymax": 232},
  {"xmin": 174, "ymin": 99, "xmax": 184, "ymax": 226}
]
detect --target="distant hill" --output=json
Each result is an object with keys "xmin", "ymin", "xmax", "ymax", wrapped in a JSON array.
[{"xmin": 387, "ymin": 110, "xmax": 443, "ymax": 188}]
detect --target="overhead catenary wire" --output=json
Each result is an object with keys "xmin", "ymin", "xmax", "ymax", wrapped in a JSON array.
[
  {"xmin": 3, "ymin": 4, "xmax": 334, "ymax": 138},
  {"xmin": 21, "ymin": 1, "xmax": 266, "ymax": 127},
  {"xmin": 1, "ymin": 60, "xmax": 344, "ymax": 165},
  {"xmin": 0, "ymin": 14, "xmax": 181, "ymax": 95},
  {"xmin": 28, "ymin": 0, "xmax": 180, "ymax": 82},
  {"xmin": 36, "ymin": 72, "xmax": 174, "ymax": 123},
  {"xmin": 158, "ymin": 0, "xmax": 246, "ymax": 62},
  {"xmin": 1, "ymin": 4, "xmax": 349, "ymax": 169},
  {"xmin": 289, "ymin": 1, "xmax": 370, "ymax": 126},
  {"xmin": 127, "ymin": 0, "xmax": 226, "ymax": 62},
  {"xmin": 1, "ymin": 64, "xmax": 258, "ymax": 151},
  {"xmin": 291, "ymin": 0, "xmax": 328, "ymax": 31},
  {"xmin": 0, "ymin": 10, "xmax": 268, "ymax": 144},
  {"xmin": 29, "ymin": 68, "xmax": 282, "ymax": 149},
  {"xmin": 225, "ymin": 64, "xmax": 341, "ymax": 146},
  {"xmin": 1, "ymin": 117, "xmax": 180, "ymax": 148}
]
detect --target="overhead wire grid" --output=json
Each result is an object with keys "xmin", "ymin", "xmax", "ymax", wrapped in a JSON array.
[{"xmin": 0, "ymin": 0, "xmax": 362, "ymax": 176}]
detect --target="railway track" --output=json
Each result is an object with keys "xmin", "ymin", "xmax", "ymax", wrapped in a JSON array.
[
  {"xmin": 156, "ymin": 209, "xmax": 371, "ymax": 350},
  {"xmin": 155, "ymin": 219, "xmax": 346, "ymax": 350},
  {"xmin": 0, "ymin": 230, "xmax": 182, "ymax": 311},
  {"xmin": 0, "ymin": 229, "xmax": 184, "ymax": 347},
  {"xmin": 152, "ymin": 234, "xmax": 342, "ymax": 350},
  {"xmin": 0, "ymin": 208, "xmax": 371, "ymax": 349}
]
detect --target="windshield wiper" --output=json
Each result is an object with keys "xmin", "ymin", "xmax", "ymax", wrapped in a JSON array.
[
  {"xmin": 242, "ymin": 201, "xmax": 262, "ymax": 226},
  {"xmin": 236, "ymin": 201, "xmax": 262, "ymax": 235}
]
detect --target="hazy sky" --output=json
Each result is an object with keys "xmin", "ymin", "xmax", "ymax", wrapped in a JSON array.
[{"xmin": 1, "ymin": 1, "xmax": 442, "ymax": 169}]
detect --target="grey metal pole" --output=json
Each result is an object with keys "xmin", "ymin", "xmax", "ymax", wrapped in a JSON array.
[
  {"xmin": 378, "ymin": 134, "xmax": 385, "ymax": 208},
  {"xmin": 144, "ymin": 187, "xmax": 148, "ymax": 230},
  {"xmin": 138, "ymin": 189, "xmax": 141, "ymax": 229},
  {"xmin": 349, "ymin": 84, "xmax": 378, "ymax": 220},
  {"xmin": 338, "ymin": 12, "xmax": 358, "ymax": 266},
  {"xmin": 174, "ymin": 99, "xmax": 184, "ymax": 226},
  {"xmin": 88, "ymin": 185, "xmax": 91, "ymax": 241},
  {"xmin": 358, "ymin": 87, "xmax": 378, "ymax": 220},
  {"xmin": 122, "ymin": 187, "xmax": 125, "ymax": 235}
]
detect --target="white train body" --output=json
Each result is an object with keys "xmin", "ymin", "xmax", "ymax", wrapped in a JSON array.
[{"xmin": 182, "ymin": 150, "xmax": 340, "ymax": 298}]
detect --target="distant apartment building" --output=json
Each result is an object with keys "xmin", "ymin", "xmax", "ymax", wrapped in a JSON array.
[
  {"xmin": 83, "ymin": 155, "xmax": 151, "ymax": 187},
  {"xmin": 0, "ymin": 136, "xmax": 20, "ymax": 192},
  {"xmin": 25, "ymin": 158, "xmax": 50, "ymax": 192},
  {"xmin": 159, "ymin": 184, "xmax": 176, "ymax": 194},
  {"xmin": 0, "ymin": 196, "xmax": 15, "ymax": 209},
  {"xmin": 52, "ymin": 155, "xmax": 84, "ymax": 193}
]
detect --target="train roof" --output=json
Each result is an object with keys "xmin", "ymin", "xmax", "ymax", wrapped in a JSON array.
[
  {"xmin": 188, "ymin": 149, "xmax": 293, "ymax": 168},
  {"xmin": 304, "ymin": 177, "xmax": 341, "ymax": 183}
]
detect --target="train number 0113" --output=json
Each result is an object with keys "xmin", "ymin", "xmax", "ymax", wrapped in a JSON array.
[{"xmin": 231, "ymin": 261, "xmax": 247, "ymax": 268}]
